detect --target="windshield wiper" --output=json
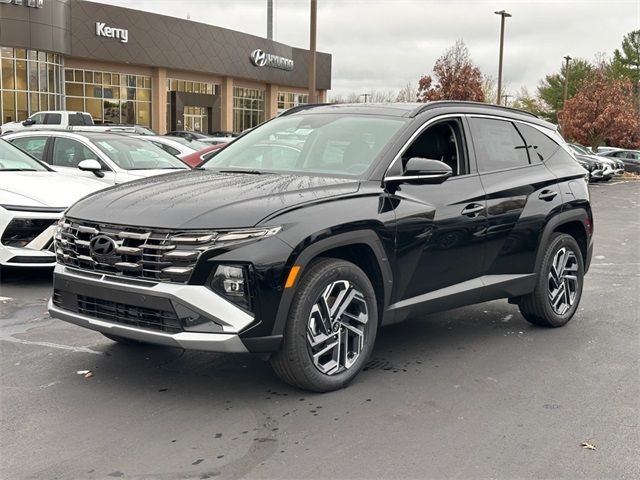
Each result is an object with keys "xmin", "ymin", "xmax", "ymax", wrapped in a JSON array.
[
  {"xmin": 218, "ymin": 169, "xmax": 263, "ymax": 175},
  {"xmin": 1, "ymin": 168, "xmax": 39, "ymax": 172}
]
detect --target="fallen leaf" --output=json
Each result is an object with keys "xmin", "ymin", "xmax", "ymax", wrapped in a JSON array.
[
  {"xmin": 76, "ymin": 370, "xmax": 90, "ymax": 375},
  {"xmin": 581, "ymin": 442, "xmax": 596, "ymax": 450},
  {"xmin": 84, "ymin": 372, "xmax": 93, "ymax": 378}
]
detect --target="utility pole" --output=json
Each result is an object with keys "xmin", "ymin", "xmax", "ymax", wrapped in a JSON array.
[
  {"xmin": 267, "ymin": 0, "xmax": 273, "ymax": 40},
  {"xmin": 494, "ymin": 10, "xmax": 512, "ymax": 105},
  {"xmin": 563, "ymin": 55, "xmax": 572, "ymax": 105},
  {"xmin": 360, "ymin": 93, "xmax": 371, "ymax": 103},
  {"xmin": 308, "ymin": 0, "xmax": 317, "ymax": 104}
]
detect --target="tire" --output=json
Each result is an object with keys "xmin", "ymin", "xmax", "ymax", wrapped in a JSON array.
[
  {"xmin": 270, "ymin": 257, "xmax": 378, "ymax": 392},
  {"xmin": 517, "ymin": 232, "xmax": 584, "ymax": 327},
  {"xmin": 101, "ymin": 332, "xmax": 146, "ymax": 345}
]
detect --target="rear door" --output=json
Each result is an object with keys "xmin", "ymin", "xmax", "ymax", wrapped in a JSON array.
[{"xmin": 468, "ymin": 116, "xmax": 563, "ymax": 280}]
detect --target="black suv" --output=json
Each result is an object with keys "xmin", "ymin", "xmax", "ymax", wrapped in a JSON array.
[{"xmin": 50, "ymin": 102, "xmax": 593, "ymax": 392}]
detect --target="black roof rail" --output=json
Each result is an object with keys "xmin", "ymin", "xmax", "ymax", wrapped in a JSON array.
[
  {"xmin": 411, "ymin": 100, "xmax": 539, "ymax": 119},
  {"xmin": 278, "ymin": 103, "xmax": 330, "ymax": 116}
]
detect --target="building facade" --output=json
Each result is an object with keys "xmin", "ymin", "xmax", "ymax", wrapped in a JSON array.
[{"xmin": 0, "ymin": 0, "xmax": 331, "ymax": 133}]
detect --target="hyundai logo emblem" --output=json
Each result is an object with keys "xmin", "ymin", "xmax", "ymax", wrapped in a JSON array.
[
  {"xmin": 250, "ymin": 49, "xmax": 268, "ymax": 67},
  {"xmin": 89, "ymin": 234, "xmax": 117, "ymax": 259}
]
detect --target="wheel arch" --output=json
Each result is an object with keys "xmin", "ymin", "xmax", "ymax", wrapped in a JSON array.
[
  {"xmin": 534, "ymin": 208, "xmax": 592, "ymax": 275},
  {"xmin": 271, "ymin": 230, "xmax": 393, "ymax": 338}
]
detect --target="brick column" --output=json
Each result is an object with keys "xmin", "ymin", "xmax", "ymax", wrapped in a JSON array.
[
  {"xmin": 151, "ymin": 67, "xmax": 167, "ymax": 134},
  {"xmin": 220, "ymin": 77, "xmax": 234, "ymax": 132},
  {"xmin": 265, "ymin": 84, "xmax": 279, "ymax": 119}
]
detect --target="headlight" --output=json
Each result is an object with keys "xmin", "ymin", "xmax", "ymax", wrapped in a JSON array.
[{"xmin": 209, "ymin": 264, "xmax": 252, "ymax": 310}]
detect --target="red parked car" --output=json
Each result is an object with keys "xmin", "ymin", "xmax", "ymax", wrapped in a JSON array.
[{"xmin": 180, "ymin": 143, "xmax": 227, "ymax": 168}]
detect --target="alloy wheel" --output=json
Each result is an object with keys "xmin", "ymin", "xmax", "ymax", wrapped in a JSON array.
[
  {"xmin": 306, "ymin": 280, "xmax": 369, "ymax": 375},
  {"xmin": 548, "ymin": 247, "xmax": 579, "ymax": 315}
]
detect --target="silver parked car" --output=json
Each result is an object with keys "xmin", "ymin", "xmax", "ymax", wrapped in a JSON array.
[{"xmin": 4, "ymin": 131, "xmax": 189, "ymax": 185}]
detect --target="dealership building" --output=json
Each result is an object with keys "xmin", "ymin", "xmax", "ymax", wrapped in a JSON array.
[{"xmin": 0, "ymin": 0, "xmax": 331, "ymax": 133}]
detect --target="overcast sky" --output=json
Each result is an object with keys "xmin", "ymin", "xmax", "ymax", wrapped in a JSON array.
[{"xmin": 98, "ymin": 0, "xmax": 639, "ymax": 98}]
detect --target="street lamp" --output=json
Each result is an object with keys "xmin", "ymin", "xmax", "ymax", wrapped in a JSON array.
[
  {"xmin": 494, "ymin": 10, "xmax": 512, "ymax": 105},
  {"xmin": 360, "ymin": 93, "xmax": 371, "ymax": 103},
  {"xmin": 308, "ymin": 0, "xmax": 317, "ymax": 103},
  {"xmin": 563, "ymin": 55, "xmax": 572, "ymax": 105}
]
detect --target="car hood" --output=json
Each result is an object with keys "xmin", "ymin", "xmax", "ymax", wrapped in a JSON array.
[
  {"xmin": 66, "ymin": 170, "xmax": 361, "ymax": 229},
  {"xmin": 116, "ymin": 169, "xmax": 189, "ymax": 183},
  {"xmin": 0, "ymin": 172, "xmax": 106, "ymax": 208}
]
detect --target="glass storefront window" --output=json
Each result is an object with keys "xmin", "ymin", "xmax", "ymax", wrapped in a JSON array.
[
  {"xmin": 277, "ymin": 91, "xmax": 309, "ymax": 113},
  {"xmin": 168, "ymin": 78, "xmax": 217, "ymax": 96},
  {"xmin": 64, "ymin": 68, "xmax": 151, "ymax": 126},
  {"xmin": 233, "ymin": 86, "xmax": 265, "ymax": 133},
  {"xmin": 0, "ymin": 47, "xmax": 64, "ymax": 122}
]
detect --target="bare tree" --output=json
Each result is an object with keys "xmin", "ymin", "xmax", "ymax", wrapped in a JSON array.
[{"xmin": 396, "ymin": 82, "xmax": 417, "ymax": 102}]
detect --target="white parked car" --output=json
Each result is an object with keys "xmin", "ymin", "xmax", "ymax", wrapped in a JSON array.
[
  {"xmin": 135, "ymin": 135, "xmax": 210, "ymax": 159},
  {"xmin": 0, "ymin": 139, "xmax": 106, "ymax": 267},
  {"xmin": 4, "ymin": 131, "xmax": 190, "ymax": 185}
]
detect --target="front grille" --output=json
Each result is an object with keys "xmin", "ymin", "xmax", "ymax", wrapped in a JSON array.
[
  {"xmin": 52, "ymin": 290, "xmax": 182, "ymax": 333},
  {"xmin": 1, "ymin": 218, "xmax": 57, "ymax": 247},
  {"xmin": 55, "ymin": 220, "xmax": 213, "ymax": 283}
]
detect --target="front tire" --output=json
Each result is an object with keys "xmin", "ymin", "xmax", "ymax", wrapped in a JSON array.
[
  {"xmin": 517, "ymin": 233, "xmax": 584, "ymax": 327},
  {"xmin": 270, "ymin": 258, "xmax": 378, "ymax": 392}
]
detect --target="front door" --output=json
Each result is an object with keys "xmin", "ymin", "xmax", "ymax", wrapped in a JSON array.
[{"xmin": 390, "ymin": 118, "xmax": 488, "ymax": 309}]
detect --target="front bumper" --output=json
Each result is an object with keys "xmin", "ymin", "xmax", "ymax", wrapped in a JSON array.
[
  {"xmin": 0, "ymin": 208, "xmax": 60, "ymax": 267},
  {"xmin": 48, "ymin": 264, "xmax": 255, "ymax": 352}
]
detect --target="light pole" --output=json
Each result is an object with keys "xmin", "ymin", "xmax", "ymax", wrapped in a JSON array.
[
  {"xmin": 494, "ymin": 10, "xmax": 512, "ymax": 105},
  {"xmin": 308, "ymin": 0, "xmax": 317, "ymax": 104},
  {"xmin": 360, "ymin": 93, "xmax": 371, "ymax": 103},
  {"xmin": 563, "ymin": 55, "xmax": 572, "ymax": 105}
]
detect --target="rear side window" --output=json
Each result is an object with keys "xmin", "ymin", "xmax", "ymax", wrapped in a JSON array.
[
  {"xmin": 68, "ymin": 113, "xmax": 93, "ymax": 126},
  {"xmin": 469, "ymin": 118, "xmax": 530, "ymax": 172},
  {"xmin": 515, "ymin": 123, "xmax": 559, "ymax": 162},
  {"xmin": 43, "ymin": 113, "xmax": 62, "ymax": 125}
]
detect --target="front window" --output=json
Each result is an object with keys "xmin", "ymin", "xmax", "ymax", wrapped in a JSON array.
[
  {"xmin": 0, "ymin": 139, "xmax": 49, "ymax": 171},
  {"xmin": 233, "ymin": 87, "xmax": 265, "ymax": 133},
  {"xmin": 92, "ymin": 137, "xmax": 189, "ymax": 170},
  {"xmin": 202, "ymin": 114, "xmax": 407, "ymax": 177}
]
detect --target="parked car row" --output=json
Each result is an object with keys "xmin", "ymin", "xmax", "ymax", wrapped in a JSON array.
[{"xmin": 568, "ymin": 143, "xmax": 625, "ymax": 182}]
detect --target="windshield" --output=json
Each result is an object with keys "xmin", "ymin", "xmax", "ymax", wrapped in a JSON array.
[
  {"xmin": 201, "ymin": 114, "xmax": 407, "ymax": 177},
  {"xmin": 570, "ymin": 144, "xmax": 590, "ymax": 155},
  {"xmin": 0, "ymin": 139, "xmax": 49, "ymax": 172},
  {"xmin": 169, "ymin": 137, "xmax": 210, "ymax": 150},
  {"xmin": 93, "ymin": 137, "xmax": 189, "ymax": 170}
]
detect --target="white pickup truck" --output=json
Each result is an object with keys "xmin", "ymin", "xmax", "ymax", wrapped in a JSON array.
[{"xmin": 0, "ymin": 111, "xmax": 146, "ymax": 135}]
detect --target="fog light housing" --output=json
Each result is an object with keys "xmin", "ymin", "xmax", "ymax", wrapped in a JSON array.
[{"xmin": 209, "ymin": 264, "xmax": 252, "ymax": 311}]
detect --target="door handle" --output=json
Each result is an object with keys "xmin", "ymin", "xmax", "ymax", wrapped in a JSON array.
[
  {"xmin": 461, "ymin": 203, "xmax": 485, "ymax": 216},
  {"xmin": 538, "ymin": 190, "xmax": 558, "ymax": 201}
]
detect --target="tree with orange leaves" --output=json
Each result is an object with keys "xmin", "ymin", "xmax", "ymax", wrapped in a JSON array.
[
  {"xmin": 559, "ymin": 69, "xmax": 640, "ymax": 150},
  {"xmin": 417, "ymin": 40, "xmax": 485, "ymax": 103}
]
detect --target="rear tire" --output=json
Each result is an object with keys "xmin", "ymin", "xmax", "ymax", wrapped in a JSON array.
[
  {"xmin": 517, "ymin": 233, "xmax": 584, "ymax": 327},
  {"xmin": 270, "ymin": 258, "xmax": 378, "ymax": 392}
]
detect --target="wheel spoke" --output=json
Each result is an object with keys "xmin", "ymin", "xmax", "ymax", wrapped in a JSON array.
[
  {"xmin": 306, "ymin": 279, "xmax": 368, "ymax": 376},
  {"xmin": 547, "ymin": 247, "xmax": 579, "ymax": 315}
]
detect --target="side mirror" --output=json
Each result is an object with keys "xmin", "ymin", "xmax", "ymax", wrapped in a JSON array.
[
  {"xmin": 22, "ymin": 118, "xmax": 35, "ymax": 126},
  {"xmin": 385, "ymin": 157, "xmax": 452, "ymax": 186},
  {"xmin": 78, "ymin": 159, "xmax": 105, "ymax": 178}
]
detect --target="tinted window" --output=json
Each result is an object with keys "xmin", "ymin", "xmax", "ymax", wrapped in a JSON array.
[
  {"xmin": 515, "ymin": 123, "xmax": 559, "ymax": 162},
  {"xmin": 68, "ymin": 113, "xmax": 92, "ymax": 126},
  {"xmin": 469, "ymin": 118, "xmax": 530, "ymax": 172},
  {"xmin": 43, "ymin": 113, "xmax": 62, "ymax": 125},
  {"xmin": 52, "ymin": 137, "xmax": 99, "ymax": 168},
  {"xmin": 10, "ymin": 137, "xmax": 48, "ymax": 161}
]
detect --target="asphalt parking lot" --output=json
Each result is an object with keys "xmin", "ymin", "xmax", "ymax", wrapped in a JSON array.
[{"xmin": 1, "ymin": 180, "xmax": 638, "ymax": 480}]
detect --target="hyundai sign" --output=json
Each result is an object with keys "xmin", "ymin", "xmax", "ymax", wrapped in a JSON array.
[{"xmin": 250, "ymin": 49, "xmax": 294, "ymax": 71}]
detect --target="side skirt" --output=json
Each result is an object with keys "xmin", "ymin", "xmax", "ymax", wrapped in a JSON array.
[{"xmin": 383, "ymin": 273, "xmax": 536, "ymax": 324}]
